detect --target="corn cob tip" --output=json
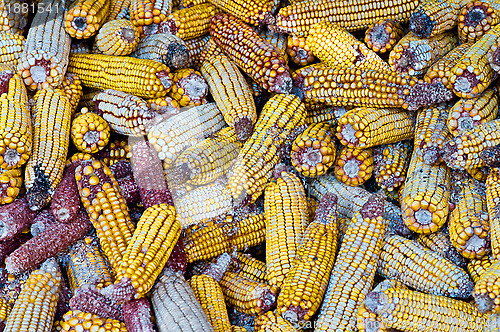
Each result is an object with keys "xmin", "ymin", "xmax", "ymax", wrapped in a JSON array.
[
  {"xmin": 474, "ymin": 292, "xmax": 496, "ymax": 313},
  {"xmin": 234, "ymin": 117, "xmax": 253, "ymax": 142},
  {"xmin": 26, "ymin": 166, "xmax": 53, "ymax": 211},
  {"xmin": 169, "ymin": 162, "xmax": 191, "ymax": 184},
  {"xmin": 407, "ymin": 82, "xmax": 454, "ymax": 111},
  {"xmin": 441, "ymin": 141, "xmax": 459, "ymax": 168},
  {"xmin": 203, "ymin": 252, "xmax": 233, "ymax": 282},
  {"xmin": 363, "ymin": 290, "xmax": 388, "ymax": 315},
  {"xmin": 480, "ymin": 145, "xmax": 500, "ymax": 167},
  {"xmin": 281, "ymin": 305, "xmax": 309, "ymax": 324},
  {"xmin": 272, "ymin": 72, "xmax": 292, "ymax": 94},
  {"xmin": 273, "ymin": 163, "xmax": 291, "ymax": 180},
  {"xmin": 422, "ymin": 146, "xmax": 440, "ymax": 165},
  {"xmin": 409, "ymin": 9, "xmax": 435, "ymax": 38},
  {"xmin": 360, "ymin": 193, "xmax": 385, "ymax": 219},
  {"xmin": 314, "ymin": 192, "xmax": 338, "ymax": 222}
]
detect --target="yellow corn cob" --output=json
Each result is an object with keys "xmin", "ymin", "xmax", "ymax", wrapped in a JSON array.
[
  {"xmin": 207, "ymin": 0, "xmax": 272, "ymax": 26},
  {"xmin": 364, "ymin": 287, "xmax": 488, "ymax": 331},
  {"xmin": 254, "ymin": 311, "xmax": 298, "ymax": 332},
  {"xmin": 487, "ymin": 168, "xmax": 500, "ymax": 259},
  {"xmin": 336, "ymin": 107, "xmax": 415, "ymax": 149},
  {"xmin": 449, "ymin": 23, "xmax": 500, "ymax": 98},
  {"xmin": 364, "ymin": 19, "xmax": 404, "ymax": 54},
  {"xmin": 160, "ymin": 3, "xmax": 219, "ymax": 40},
  {"xmin": 0, "ymin": 298, "xmax": 11, "ymax": 327},
  {"xmin": 306, "ymin": 21, "xmax": 390, "ymax": 72},
  {"xmin": 305, "ymin": 106, "xmax": 350, "ymax": 126},
  {"xmin": 402, "ymin": 149, "xmax": 451, "ymax": 234},
  {"xmin": 0, "ymin": 32, "xmax": 24, "ymax": 68},
  {"xmin": 474, "ymin": 259, "xmax": 500, "ymax": 313},
  {"xmin": 228, "ymin": 94, "xmax": 305, "ymax": 205},
  {"xmin": 423, "ymin": 42, "xmax": 472, "ymax": 89},
  {"xmin": 181, "ymin": 0, "xmax": 208, "ymax": 7},
  {"xmin": 200, "ymin": 54, "xmax": 257, "ymax": 142},
  {"xmin": 167, "ymin": 68, "xmax": 208, "ymax": 106},
  {"xmin": 184, "ymin": 35, "xmax": 210, "ymax": 68},
  {"xmin": 0, "ymin": 66, "xmax": 31, "ymax": 170},
  {"xmin": 274, "ymin": 0, "xmax": 419, "ymax": 37},
  {"xmin": 67, "ymin": 54, "xmax": 173, "ymax": 99},
  {"xmin": 94, "ymin": 19, "xmax": 140, "ymax": 56},
  {"xmin": 265, "ymin": 171, "xmax": 308, "ymax": 289},
  {"xmin": 75, "ymin": 159, "xmax": 135, "ymax": 274},
  {"xmin": 469, "ymin": 255, "xmax": 494, "ymax": 282},
  {"xmin": 130, "ymin": 0, "xmax": 172, "ymax": 34},
  {"xmin": 60, "ymin": 310, "xmax": 127, "ymax": 332},
  {"xmin": 334, "ymin": 146, "xmax": 374, "ymax": 187},
  {"xmin": 389, "ymin": 31, "xmax": 458, "ymax": 76},
  {"xmin": 442, "ymin": 119, "xmax": 500, "ymax": 169},
  {"xmin": 315, "ymin": 193, "xmax": 386, "ymax": 331},
  {"xmin": 64, "ymin": 0, "xmax": 110, "ymax": 39},
  {"xmin": 25, "ymin": 89, "xmax": 71, "ymax": 210},
  {"xmin": 58, "ymin": 73, "xmax": 83, "ymax": 113},
  {"xmin": 17, "ymin": 0, "xmax": 71, "ymax": 91},
  {"xmin": 414, "ymin": 102, "xmax": 453, "ymax": 165},
  {"xmin": 71, "ymin": 110, "xmax": 110, "ymax": 154},
  {"xmin": 417, "ymin": 225, "xmax": 468, "ymax": 268},
  {"xmin": 0, "ymin": 168, "xmax": 22, "ymax": 204},
  {"xmin": 65, "ymin": 236, "xmax": 113, "ymax": 292},
  {"xmin": 277, "ymin": 193, "xmax": 338, "ymax": 324},
  {"xmin": 105, "ymin": 0, "xmax": 131, "ymax": 22},
  {"xmin": 0, "ymin": 0, "xmax": 28, "ymax": 35},
  {"xmin": 195, "ymin": 37, "xmax": 223, "ymax": 71},
  {"xmin": 447, "ymin": 86, "xmax": 499, "ymax": 137},
  {"xmin": 373, "ymin": 140, "xmax": 412, "ymax": 191},
  {"xmin": 93, "ymin": 137, "xmax": 132, "ymax": 166},
  {"xmin": 4, "ymin": 258, "xmax": 61, "ymax": 332},
  {"xmin": 458, "ymin": 0, "xmax": 500, "ymax": 43},
  {"xmin": 286, "ymin": 34, "xmax": 315, "ymax": 66},
  {"xmin": 260, "ymin": 28, "xmax": 288, "ymax": 64},
  {"xmin": 184, "ymin": 204, "xmax": 266, "ymax": 262},
  {"xmin": 132, "ymin": 33, "xmax": 188, "ymax": 70},
  {"xmin": 231, "ymin": 252, "xmax": 267, "ymax": 283}
]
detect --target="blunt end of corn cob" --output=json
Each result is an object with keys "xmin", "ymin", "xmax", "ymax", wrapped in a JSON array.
[
  {"xmin": 314, "ymin": 192, "xmax": 337, "ymax": 222},
  {"xmin": 360, "ymin": 193, "xmax": 385, "ymax": 219},
  {"xmin": 451, "ymin": 69, "xmax": 482, "ymax": 98},
  {"xmin": 406, "ymin": 82, "xmax": 454, "ymax": 111},
  {"xmin": 170, "ymin": 162, "xmax": 191, "ymax": 184},
  {"xmin": 100, "ymin": 278, "xmax": 136, "ymax": 303},
  {"xmin": 488, "ymin": 42, "xmax": 500, "ymax": 72},
  {"xmin": 234, "ymin": 117, "xmax": 254, "ymax": 142},
  {"xmin": 158, "ymin": 20, "xmax": 178, "ymax": 36},
  {"xmin": 474, "ymin": 292, "xmax": 496, "ymax": 313},
  {"xmin": 26, "ymin": 166, "xmax": 53, "ymax": 211},
  {"xmin": 459, "ymin": 2, "xmax": 495, "ymax": 43},
  {"xmin": 422, "ymin": 146, "xmax": 440, "ymax": 165},
  {"xmin": 271, "ymin": 71, "xmax": 293, "ymax": 94},
  {"xmin": 442, "ymin": 141, "xmax": 459, "ymax": 169},
  {"xmin": 364, "ymin": 291, "xmax": 387, "ymax": 315},
  {"xmin": 365, "ymin": 19, "xmax": 403, "ymax": 54},
  {"xmin": 164, "ymin": 43, "xmax": 190, "ymax": 70},
  {"xmin": 204, "ymin": 252, "xmax": 233, "ymax": 282},
  {"xmin": 480, "ymin": 145, "xmax": 500, "ymax": 167},
  {"xmin": 409, "ymin": 9, "xmax": 435, "ymax": 38},
  {"xmin": 281, "ymin": 305, "xmax": 309, "ymax": 325}
]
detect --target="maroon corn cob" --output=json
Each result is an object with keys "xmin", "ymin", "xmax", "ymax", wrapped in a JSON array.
[
  {"xmin": 0, "ymin": 233, "xmax": 29, "ymax": 263},
  {"xmin": 123, "ymin": 298, "xmax": 155, "ymax": 332},
  {"xmin": 69, "ymin": 285, "xmax": 123, "ymax": 321},
  {"xmin": 50, "ymin": 161, "xmax": 81, "ymax": 223},
  {"xmin": 0, "ymin": 195, "xmax": 37, "ymax": 242},
  {"xmin": 30, "ymin": 208, "xmax": 56, "ymax": 236}
]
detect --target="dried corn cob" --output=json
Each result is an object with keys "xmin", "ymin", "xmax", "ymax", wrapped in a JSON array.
[
  {"xmin": 273, "ymin": 0, "xmax": 419, "ymax": 37},
  {"xmin": 442, "ymin": 119, "xmax": 500, "ymax": 169},
  {"xmin": 286, "ymin": 35, "xmax": 315, "ymax": 66},
  {"xmin": 231, "ymin": 252, "xmax": 266, "ymax": 283},
  {"xmin": 254, "ymin": 311, "xmax": 297, "ymax": 331},
  {"xmin": 482, "ymin": 143, "xmax": 500, "ymax": 167},
  {"xmin": 315, "ymin": 194, "xmax": 385, "ymax": 331},
  {"xmin": 0, "ymin": 32, "xmax": 24, "ymax": 68},
  {"xmin": 265, "ymin": 171, "xmax": 308, "ymax": 289},
  {"xmin": 448, "ymin": 86, "xmax": 499, "ymax": 137},
  {"xmin": 67, "ymin": 54, "xmax": 173, "ymax": 99},
  {"xmin": 132, "ymin": 33, "xmax": 188, "ymax": 70},
  {"xmin": 123, "ymin": 298, "xmax": 155, "ymax": 332},
  {"xmin": 207, "ymin": 0, "xmax": 272, "ymax": 26},
  {"xmin": 0, "ymin": 168, "xmax": 21, "ymax": 204},
  {"xmin": 106, "ymin": 0, "xmax": 131, "ymax": 22},
  {"xmin": 365, "ymin": 19, "xmax": 404, "ymax": 54},
  {"xmin": 227, "ymin": 94, "xmax": 305, "ymax": 205},
  {"xmin": 159, "ymin": 3, "xmax": 219, "ymax": 40},
  {"xmin": 417, "ymin": 225, "xmax": 468, "ymax": 268},
  {"xmin": 195, "ymin": 37, "xmax": 224, "ymax": 70},
  {"xmin": 184, "ymin": 204, "xmax": 265, "ymax": 262},
  {"xmin": 474, "ymin": 261, "xmax": 500, "ymax": 314},
  {"xmin": 306, "ymin": 21, "xmax": 390, "ymax": 72},
  {"xmin": 59, "ymin": 73, "xmax": 83, "ymax": 113},
  {"xmin": 184, "ymin": 35, "xmax": 210, "ymax": 68},
  {"xmin": 469, "ymin": 255, "xmax": 493, "ymax": 282},
  {"xmin": 94, "ymin": 19, "xmax": 140, "ymax": 56},
  {"xmin": 334, "ymin": 146, "xmax": 374, "ymax": 187},
  {"xmin": 129, "ymin": 0, "xmax": 172, "ymax": 33},
  {"xmin": 210, "ymin": 13, "xmax": 292, "ymax": 94},
  {"xmin": 25, "ymin": 89, "xmax": 71, "ymax": 211},
  {"xmin": 305, "ymin": 106, "xmax": 349, "ymax": 126},
  {"xmin": 302, "ymin": 66, "xmax": 454, "ymax": 111},
  {"xmin": 200, "ymin": 54, "xmax": 257, "ymax": 142},
  {"xmin": 486, "ymin": 168, "xmax": 500, "ymax": 259},
  {"xmin": 0, "ymin": 297, "xmax": 11, "ymax": 328},
  {"xmin": 69, "ymin": 286, "xmax": 123, "ymax": 321},
  {"xmin": 0, "ymin": 0, "xmax": 27, "ymax": 35},
  {"xmin": 4, "ymin": 258, "xmax": 61, "ymax": 332},
  {"xmin": 458, "ymin": 1, "xmax": 499, "ymax": 43},
  {"xmin": 93, "ymin": 137, "xmax": 131, "ymax": 166},
  {"xmin": 167, "ymin": 68, "xmax": 208, "ymax": 106},
  {"xmin": 449, "ymin": 24, "xmax": 500, "ymax": 98},
  {"xmin": 181, "ymin": 0, "xmax": 208, "ymax": 7},
  {"xmin": 17, "ymin": 0, "xmax": 71, "ymax": 90},
  {"xmin": 147, "ymin": 102, "xmax": 225, "ymax": 167},
  {"xmin": 260, "ymin": 28, "xmax": 288, "ymax": 63},
  {"xmin": 64, "ymin": 0, "xmax": 110, "ymax": 39},
  {"xmin": 423, "ymin": 42, "xmax": 472, "ymax": 89},
  {"xmin": 147, "ymin": 96, "xmax": 180, "ymax": 115},
  {"xmin": 78, "ymin": 89, "xmax": 101, "ymax": 111},
  {"xmin": 70, "ymin": 42, "xmax": 91, "ymax": 55},
  {"xmin": 0, "ymin": 195, "xmax": 37, "ymax": 241},
  {"xmin": 373, "ymin": 140, "xmax": 412, "ymax": 191},
  {"xmin": 71, "ymin": 110, "xmax": 110, "ymax": 154},
  {"xmin": 60, "ymin": 310, "xmax": 127, "ymax": 332}
]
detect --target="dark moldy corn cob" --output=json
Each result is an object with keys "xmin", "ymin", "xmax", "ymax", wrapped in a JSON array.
[
  {"xmin": 364, "ymin": 19, "xmax": 404, "ymax": 54},
  {"xmin": 94, "ymin": 19, "xmax": 140, "ymax": 56},
  {"xmin": 458, "ymin": 0, "xmax": 499, "ymax": 43},
  {"xmin": 159, "ymin": 3, "xmax": 220, "ymax": 40},
  {"xmin": 67, "ymin": 54, "xmax": 173, "ymax": 99},
  {"xmin": 64, "ymin": 0, "xmax": 111, "ymax": 39},
  {"xmin": 469, "ymin": 255, "xmax": 494, "ymax": 282},
  {"xmin": 59, "ymin": 310, "xmax": 127, "ymax": 332},
  {"xmin": 373, "ymin": 140, "xmax": 412, "ymax": 191},
  {"xmin": 167, "ymin": 68, "xmax": 208, "ymax": 106},
  {"xmin": 290, "ymin": 122, "xmax": 336, "ymax": 178},
  {"xmin": 334, "ymin": 146, "xmax": 374, "ymax": 187},
  {"xmin": 481, "ymin": 143, "xmax": 500, "ymax": 167},
  {"xmin": 417, "ymin": 225, "xmax": 468, "ymax": 269},
  {"xmin": 210, "ymin": 13, "xmax": 292, "ymax": 94},
  {"xmin": 200, "ymin": 54, "xmax": 257, "ymax": 142},
  {"xmin": 286, "ymin": 35, "xmax": 315, "ymax": 66},
  {"xmin": 131, "ymin": 33, "xmax": 189, "ymax": 70},
  {"xmin": 71, "ymin": 110, "xmax": 110, "ymax": 154},
  {"xmin": 486, "ymin": 168, "xmax": 500, "ymax": 259},
  {"xmin": 0, "ymin": 32, "xmax": 25, "ymax": 68}
]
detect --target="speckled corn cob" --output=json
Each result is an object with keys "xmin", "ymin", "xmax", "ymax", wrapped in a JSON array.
[
  {"xmin": 4, "ymin": 258, "xmax": 61, "ymax": 332},
  {"xmin": 458, "ymin": 1, "xmax": 500, "ymax": 43},
  {"xmin": 469, "ymin": 255, "xmax": 494, "ymax": 282},
  {"xmin": 417, "ymin": 225, "xmax": 468, "ymax": 268},
  {"xmin": 228, "ymin": 94, "xmax": 305, "ymax": 205},
  {"xmin": 67, "ymin": 54, "xmax": 173, "ymax": 99},
  {"xmin": 0, "ymin": 32, "xmax": 24, "ymax": 68},
  {"xmin": 200, "ymin": 54, "xmax": 257, "ymax": 142},
  {"xmin": 305, "ymin": 106, "xmax": 350, "ymax": 126},
  {"xmin": 0, "ymin": 0, "xmax": 28, "ymax": 35},
  {"xmin": 132, "ymin": 33, "xmax": 188, "ymax": 70},
  {"xmin": 315, "ymin": 194, "xmax": 385, "ymax": 331},
  {"xmin": 486, "ymin": 168, "xmax": 500, "ymax": 259},
  {"xmin": 447, "ymin": 87, "xmax": 499, "ymax": 137},
  {"xmin": 260, "ymin": 28, "xmax": 288, "ymax": 63},
  {"xmin": 93, "ymin": 137, "xmax": 131, "ymax": 166},
  {"xmin": 0, "ymin": 66, "xmax": 31, "ymax": 170},
  {"xmin": 373, "ymin": 140, "xmax": 412, "ymax": 191},
  {"xmin": 482, "ymin": 144, "xmax": 500, "ymax": 167},
  {"xmin": 167, "ymin": 68, "xmax": 208, "ymax": 106},
  {"xmin": 60, "ymin": 310, "xmax": 127, "ymax": 332},
  {"xmin": 25, "ymin": 89, "xmax": 71, "ymax": 211},
  {"xmin": 302, "ymin": 66, "xmax": 454, "ymax": 111},
  {"xmin": 334, "ymin": 146, "xmax": 374, "ymax": 187},
  {"xmin": 75, "ymin": 159, "xmax": 135, "ymax": 274},
  {"xmin": 210, "ymin": 13, "xmax": 292, "ymax": 94},
  {"xmin": 70, "ymin": 42, "xmax": 91, "ymax": 55},
  {"xmin": 106, "ymin": 0, "xmax": 131, "ymax": 22},
  {"xmin": 71, "ymin": 110, "xmax": 110, "ymax": 154},
  {"xmin": 286, "ymin": 35, "xmax": 315, "ymax": 66},
  {"xmin": 474, "ymin": 259, "xmax": 500, "ymax": 313},
  {"xmin": 306, "ymin": 21, "xmax": 390, "ymax": 72},
  {"xmin": 231, "ymin": 252, "xmax": 266, "ymax": 283},
  {"xmin": 449, "ymin": 24, "xmax": 500, "ymax": 98},
  {"xmin": 64, "ymin": 0, "xmax": 110, "ymax": 39},
  {"xmin": 160, "ymin": 3, "xmax": 219, "ymax": 40},
  {"xmin": 254, "ymin": 311, "xmax": 297, "ymax": 331},
  {"xmin": 129, "ymin": 0, "xmax": 172, "ymax": 35},
  {"xmin": 122, "ymin": 298, "xmax": 155, "ymax": 332},
  {"xmin": 184, "ymin": 204, "xmax": 265, "ymax": 262},
  {"xmin": 184, "ymin": 35, "xmax": 210, "ymax": 68},
  {"xmin": 207, "ymin": 0, "xmax": 272, "ymax": 26},
  {"xmin": 94, "ymin": 19, "xmax": 140, "ymax": 56},
  {"xmin": 195, "ymin": 37, "xmax": 224, "ymax": 70},
  {"xmin": 68, "ymin": 285, "xmax": 123, "ymax": 321},
  {"xmin": 442, "ymin": 119, "xmax": 500, "ymax": 169},
  {"xmin": 365, "ymin": 19, "xmax": 404, "ymax": 54},
  {"xmin": 0, "ymin": 195, "xmax": 37, "ymax": 241}
]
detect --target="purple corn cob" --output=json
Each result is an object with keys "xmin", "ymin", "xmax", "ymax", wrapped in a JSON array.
[
  {"xmin": 0, "ymin": 233, "xmax": 30, "ymax": 263},
  {"xmin": 109, "ymin": 160, "xmax": 133, "ymax": 179},
  {"xmin": 30, "ymin": 208, "xmax": 56, "ymax": 236},
  {"xmin": 164, "ymin": 238, "xmax": 187, "ymax": 274},
  {"xmin": 0, "ymin": 195, "xmax": 38, "ymax": 241},
  {"xmin": 50, "ymin": 162, "xmax": 81, "ymax": 223},
  {"xmin": 69, "ymin": 285, "xmax": 123, "ymax": 321},
  {"xmin": 123, "ymin": 298, "xmax": 155, "ymax": 332},
  {"xmin": 117, "ymin": 174, "xmax": 141, "ymax": 205}
]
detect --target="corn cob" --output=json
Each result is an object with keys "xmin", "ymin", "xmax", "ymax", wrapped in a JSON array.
[
  {"xmin": 0, "ymin": 168, "xmax": 21, "ymax": 204},
  {"xmin": 474, "ymin": 259, "xmax": 500, "ymax": 314},
  {"xmin": 0, "ymin": 0, "xmax": 27, "ymax": 35},
  {"xmin": 487, "ymin": 168, "xmax": 500, "ymax": 259},
  {"xmin": 129, "ymin": 0, "xmax": 172, "ymax": 33},
  {"xmin": 365, "ymin": 19, "xmax": 404, "ymax": 54},
  {"xmin": 167, "ymin": 68, "xmax": 208, "ymax": 106},
  {"xmin": 71, "ymin": 110, "xmax": 110, "ymax": 154},
  {"xmin": 482, "ymin": 143, "xmax": 500, "ymax": 167},
  {"xmin": 260, "ymin": 28, "xmax": 288, "ymax": 63},
  {"xmin": 147, "ymin": 102, "xmax": 225, "ymax": 168},
  {"xmin": 449, "ymin": 24, "xmax": 500, "ymax": 98},
  {"xmin": 417, "ymin": 225, "xmax": 469, "ymax": 268},
  {"xmin": 336, "ymin": 107, "xmax": 415, "ymax": 149},
  {"xmin": 184, "ymin": 35, "xmax": 210, "ymax": 68},
  {"xmin": 67, "ymin": 54, "xmax": 173, "ymax": 99},
  {"xmin": 159, "ymin": 3, "xmax": 219, "ymax": 40},
  {"xmin": 315, "ymin": 193, "xmax": 385, "ymax": 331},
  {"xmin": 290, "ymin": 63, "xmax": 327, "ymax": 110},
  {"xmin": 195, "ymin": 37, "xmax": 224, "ymax": 70},
  {"xmin": 290, "ymin": 122, "xmax": 335, "ymax": 178},
  {"xmin": 210, "ymin": 13, "xmax": 292, "ymax": 94},
  {"xmin": 132, "ymin": 33, "xmax": 188, "ymax": 70},
  {"xmin": 0, "ymin": 67, "xmax": 31, "ymax": 170},
  {"xmin": 94, "ymin": 19, "xmax": 140, "ymax": 56},
  {"xmin": 265, "ymin": 171, "xmax": 308, "ymax": 289},
  {"xmin": 469, "ymin": 255, "xmax": 494, "ymax": 282},
  {"xmin": 68, "ymin": 285, "xmax": 123, "ymax": 321},
  {"xmin": 305, "ymin": 106, "xmax": 350, "ymax": 126},
  {"xmin": 4, "ymin": 258, "xmax": 61, "ymax": 332},
  {"xmin": 64, "ymin": 0, "xmax": 110, "ymax": 39},
  {"xmin": 0, "ymin": 32, "xmax": 24, "ymax": 68},
  {"xmin": 59, "ymin": 73, "xmax": 83, "ymax": 113},
  {"xmin": 25, "ymin": 89, "xmax": 71, "ymax": 211},
  {"xmin": 65, "ymin": 236, "xmax": 113, "ymax": 292},
  {"xmin": 75, "ymin": 159, "xmax": 135, "ymax": 274},
  {"xmin": 458, "ymin": 0, "xmax": 500, "ymax": 43},
  {"xmin": 200, "ymin": 54, "xmax": 257, "ymax": 142},
  {"xmin": 93, "ymin": 137, "xmax": 132, "ymax": 166},
  {"xmin": 286, "ymin": 35, "xmax": 315, "ymax": 66},
  {"xmin": 442, "ymin": 119, "xmax": 500, "ymax": 169},
  {"xmin": 181, "ymin": 0, "xmax": 208, "ymax": 7},
  {"xmin": 106, "ymin": 0, "xmax": 131, "ymax": 22},
  {"xmin": 0, "ymin": 195, "xmax": 37, "ymax": 242},
  {"xmin": 207, "ymin": 0, "xmax": 272, "ymax": 26},
  {"xmin": 227, "ymin": 94, "xmax": 305, "ymax": 205},
  {"xmin": 254, "ymin": 311, "xmax": 298, "ymax": 331},
  {"xmin": 306, "ymin": 21, "xmax": 391, "ymax": 72},
  {"xmin": 0, "ymin": 298, "xmax": 11, "ymax": 328},
  {"xmin": 468, "ymin": 166, "xmax": 490, "ymax": 182},
  {"xmin": 122, "ymin": 298, "xmax": 155, "ymax": 332},
  {"xmin": 17, "ymin": 0, "xmax": 71, "ymax": 90},
  {"xmin": 184, "ymin": 204, "xmax": 265, "ymax": 262},
  {"xmin": 60, "ymin": 310, "xmax": 127, "ymax": 332},
  {"xmin": 302, "ymin": 66, "xmax": 454, "ymax": 111},
  {"xmin": 273, "ymin": 0, "xmax": 419, "ymax": 37},
  {"xmin": 231, "ymin": 252, "xmax": 267, "ymax": 283},
  {"xmin": 373, "ymin": 140, "xmax": 412, "ymax": 191},
  {"xmin": 29, "ymin": 208, "xmax": 56, "ymax": 237},
  {"xmin": 334, "ymin": 146, "xmax": 374, "ymax": 187},
  {"xmin": 147, "ymin": 96, "xmax": 180, "ymax": 115},
  {"xmin": 423, "ymin": 42, "xmax": 472, "ymax": 89}
]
